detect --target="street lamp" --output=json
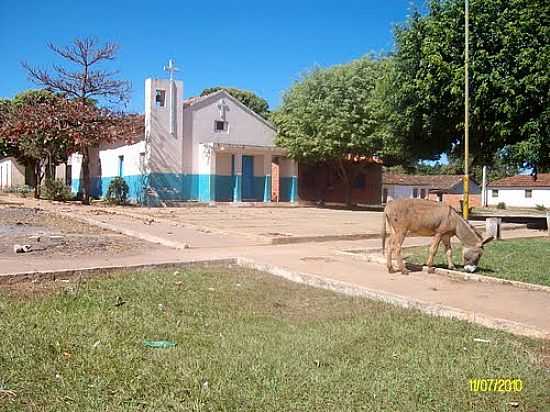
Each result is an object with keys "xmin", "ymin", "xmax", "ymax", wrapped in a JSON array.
[{"xmin": 463, "ymin": 0, "xmax": 470, "ymax": 219}]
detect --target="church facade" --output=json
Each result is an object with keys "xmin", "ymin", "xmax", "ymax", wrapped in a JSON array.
[{"xmin": 70, "ymin": 72, "xmax": 298, "ymax": 204}]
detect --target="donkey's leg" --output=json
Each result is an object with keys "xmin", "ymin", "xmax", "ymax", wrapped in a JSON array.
[
  {"xmin": 386, "ymin": 231, "xmax": 395, "ymax": 273},
  {"xmin": 394, "ymin": 230, "xmax": 409, "ymax": 275},
  {"xmin": 441, "ymin": 235, "xmax": 455, "ymax": 270},
  {"xmin": 426, "ymin": 234, "xmax": 442, "ymax": 273}
]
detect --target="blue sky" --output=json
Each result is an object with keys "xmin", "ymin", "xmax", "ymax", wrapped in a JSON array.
[{"xmin": 0, "ymin": 0, "xmax": 419, "ymax": 113}]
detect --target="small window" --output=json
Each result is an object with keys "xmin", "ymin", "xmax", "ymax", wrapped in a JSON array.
[
  {"xmin": 413, "ymin": 188, "xmax": 418, "ymax": 198},
  {"xmin": 139, "ymin": 152, "xmax": 146, "ymax": 172},
  {"xmin": 353, "ymin": 173, "xmax": 366, "ymax": 189},
  {"xmin": 155, "ymin": 90, "xmax": 166, "ymax": 108},
  {"xmin": 118, "ymin": 155, "xmax": 124, "ymax": 177},
  {"xmin": 215, "ymin": 120, "xmax": 226, "ymax": 131},
  {"xmin": 492, "ymin": 189, "xmax": 499, "ymax": 198},
  {"xmin": 420, "ymin": 188, "xmax": 426, "ymax": 199},
  {"xmin": 525, "ymin": 189, "xmax": 532, "ymax": 198}
]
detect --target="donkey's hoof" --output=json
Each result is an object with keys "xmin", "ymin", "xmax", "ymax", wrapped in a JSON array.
[
  {"xmin": 448, "ymin": 265, "xmax": 456, "ymax": 271},
  {"xmin": 387, "ymin": 267, "xmax": 396, "ymax": 274},
  {"xmin": 427, "ymin": 267, "xmax": 435, "ymax": 273},
  {"xmin": 401, "ymin": 269, "xmax": 410, "ymax": 275}
]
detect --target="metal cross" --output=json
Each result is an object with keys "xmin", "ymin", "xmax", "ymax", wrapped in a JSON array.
[
  {"xmin": 163, "ymin": 59, "xmax": 179, "ymax": 81},
  {"xmin": 217, "ymin": 98, "xmax": 229, "ymax": 120}
]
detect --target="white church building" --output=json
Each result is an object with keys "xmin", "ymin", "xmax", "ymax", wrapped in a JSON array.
[{"xmin": 70, "ymin": 62, "xmax": 298, "ymax": 204}]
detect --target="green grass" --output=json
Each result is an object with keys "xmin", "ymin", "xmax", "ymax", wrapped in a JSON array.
[
  {"xmin": 406, "ymin": 237, "xmax": 550, "ymax": 287},
  {"xmin": 0, "ymin": 267, "xmax": 548, "ymax": 411}
]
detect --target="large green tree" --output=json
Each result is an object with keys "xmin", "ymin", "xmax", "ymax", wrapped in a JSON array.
[
  {"xmin": 272, "ymin": 56, "xmax": 392, "ymax": 205},
  {"xmin": 200, "ymin": 87, "xmax": 270, "ymax": 119},
  {"xmin": 390, "ymin": 0, "xmax": 549, "ymax": 171}
]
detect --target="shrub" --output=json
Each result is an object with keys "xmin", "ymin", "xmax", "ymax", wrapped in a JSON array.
[
  {"xmin": 535, "ymin": 204, "xmax": 546, "ymax": 211},
  {"xmin": 106, "ymin": 177, "xmax": 129, "ymax": 205},
  {"xmin": 2, "ymin": 185, "xmax": 33, "ymax": 198},
  {"xmin": 41, "ymin": 178, "xmax": 73, "ymax": 201},
  {"xmin": 496, "ymin": 202, "xmax": 506, "ymax": 210}
]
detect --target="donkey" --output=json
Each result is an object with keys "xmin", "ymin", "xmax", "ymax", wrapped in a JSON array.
[{"xmin": 381, "ymin": 199, "xmax": 494, "ymax": 275}]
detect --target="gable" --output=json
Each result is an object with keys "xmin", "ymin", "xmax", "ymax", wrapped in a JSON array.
[{"xmin": 186, "ymin": 91, "xmax": 277, "ymax": 147}]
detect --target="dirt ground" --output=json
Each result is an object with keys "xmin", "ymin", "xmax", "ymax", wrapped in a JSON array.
[{"xmin": 0, "ymin": 205, "xmax": 148, "ymax": 258}]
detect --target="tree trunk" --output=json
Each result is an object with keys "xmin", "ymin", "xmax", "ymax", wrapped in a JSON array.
[
  {"xmin": 81, "ymin": 146, "xmax": 91, "ymax": 205},
  {"xmin": 335, "ymin": 159, "xmax": 354, "ymax": 207},
  {"xmin": 33, "ymin": 161, "xmax": 41, "ymax": 199},
  {"xmin": 344, "ymin": 181, "xmax": 353, "ymax": 207}
]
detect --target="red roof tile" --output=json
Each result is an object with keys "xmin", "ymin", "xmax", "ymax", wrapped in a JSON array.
[
  {"xmin": 383, "ymin": 174, "xmax": 465, "ymax": 191},
  {"xmin": 488, "ymin": 173, "xmax": 550, "ymax": 188}
]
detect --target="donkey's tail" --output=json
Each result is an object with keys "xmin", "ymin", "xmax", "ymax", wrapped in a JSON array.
[{"xmin": 381, "ymin": 210, "xmax": 387, "ymax": 253}]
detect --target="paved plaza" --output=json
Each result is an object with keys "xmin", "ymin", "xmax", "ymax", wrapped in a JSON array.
[{"xmin": 1, "ymin": 194, "xmax": 549, "ymax": 339}]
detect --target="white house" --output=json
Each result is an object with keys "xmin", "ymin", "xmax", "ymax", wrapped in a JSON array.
[
  {"xmin": 383, "ymin": 173, "xmax": 481, "ymax": 209},
  {"xmin": 70, "ymin": 63, "xmax": 298, "ymax": 204},
  {"xmin": 487, "ymin": 173, "xmax": 550, "ymax": 208}
]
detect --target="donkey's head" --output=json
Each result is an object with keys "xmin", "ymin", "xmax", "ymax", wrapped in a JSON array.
[{"xmin": 462, "ymin": 236, "xmax": 494, "ymax": 272}]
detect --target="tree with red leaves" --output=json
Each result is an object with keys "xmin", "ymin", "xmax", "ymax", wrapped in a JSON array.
[
  {"xmin": 0, "ymin": 90, "xmax": 74, "ymax": 198},
  {"xmin": 0, "ymin": 90, "xmax": 143, "ymax": 199}
]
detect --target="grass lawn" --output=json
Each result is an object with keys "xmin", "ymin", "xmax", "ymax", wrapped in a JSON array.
[
  {"xmin": 0, "ymin": 266, "xmax": 548, "ymax": 411},
  {"xmin": 406, "ymin": 237, "xmax": 550, "ymax": 287}
]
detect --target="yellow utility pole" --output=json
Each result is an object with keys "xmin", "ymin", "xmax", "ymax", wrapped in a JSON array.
[{"xmin": 463, "ymin": 0, "xmax": 470, "ymax": 220}]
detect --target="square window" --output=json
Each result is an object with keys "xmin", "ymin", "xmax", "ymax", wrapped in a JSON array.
[
  {"xmin": 215, "ymin": 120, "xmax": 226, "ymax": 131},
  {"xmin": 492, "ymin": 189, "xmax": 499, "ymax": 198},
  {"xmin": 155, "ymin": 90, "xmax": 166, "ymax": 108},
  {"xmin": 525, "ymin": 189, "xmax": 532, "ymax": 198}
]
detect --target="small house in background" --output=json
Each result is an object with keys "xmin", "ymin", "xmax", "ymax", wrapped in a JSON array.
[
  {"xmin": 298, "ymin": 156, "xmax": 383, "ymax": 205},
  {"xmin": 382, "ymin": 173, "xmax": 481, "ymax": 209},
  {"xmin": 487, "ymin": 173, "xmax": 550, "ymax": 208}
]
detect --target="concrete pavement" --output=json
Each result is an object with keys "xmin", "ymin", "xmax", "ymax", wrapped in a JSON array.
[{"xmin": 1, "ymin": 195, "xmax": 549, "ymax": 340}]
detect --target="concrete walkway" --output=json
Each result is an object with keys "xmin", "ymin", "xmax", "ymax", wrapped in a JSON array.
[{"xmin": 1, "ymin": 196, "xmax": 549, "ymax": 340}]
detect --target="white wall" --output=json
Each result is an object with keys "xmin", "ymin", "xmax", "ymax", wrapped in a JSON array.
[
  {"xmin": 487, "ymin": 188, "xmax": 550, "ymax": 208},
  {"xmin": 0, "ymin": 158, "xmax": 26, "ymax": 189},
  {"xmin": 384, "ymin": 184, "xmax": 430, "ymax": 201},
  {"xmin": 216, "ymin": 152, "xmax": 233, "ymax": 176},
  {"xmin": 145, "ymin": 78, "xmax": 184, "ymax": 174},
  {"xmin": 99, "ymin": 141, "xmax": 146, "ymax": 177},
  {"xmin": 192, "ymin": 92, "xmax": 275, "ymax": 147}
]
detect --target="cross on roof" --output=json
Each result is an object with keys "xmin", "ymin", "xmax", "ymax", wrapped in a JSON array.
[
  {"xmin": 163, "ymin": 59, "xmax": 179, "ymax": 81},
  {"xmin": 217, "ymin": 98, "xmax": 229, "ymax": 120}
]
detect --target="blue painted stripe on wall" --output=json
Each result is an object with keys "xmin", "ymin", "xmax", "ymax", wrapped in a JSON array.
[
  {"xmin": 280, "ymin": 176, "xmax": 298, "ymax": 202},
  {"xmin": 72, "ymin": 173, "xmax": 285, "ymax": 203}
]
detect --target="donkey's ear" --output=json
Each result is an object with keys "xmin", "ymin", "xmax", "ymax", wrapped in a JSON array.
[{"xmin": 481, "ymin": 236, "xmax": 494, "ymax": 246}]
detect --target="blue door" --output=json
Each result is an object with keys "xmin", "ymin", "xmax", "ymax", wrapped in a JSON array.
[{"xmin": 242, "ymin": 155, "xmax": 254, "ymax": 200}]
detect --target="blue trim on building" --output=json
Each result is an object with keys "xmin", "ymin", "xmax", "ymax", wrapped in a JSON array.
[
  {"xmin": 233, "ymin": 175, "xmax": 242, "ymax": 202},
  {"xmin": 72, "ymin": 172, "xmax": 287, "ymax": 203},
  {"xmin": 263, "ymin": 176, "xmax": 272, "ymax": 202},
  {"xmin": 280, "ymin": 176, "xmax": 298, "ymax": 202}
]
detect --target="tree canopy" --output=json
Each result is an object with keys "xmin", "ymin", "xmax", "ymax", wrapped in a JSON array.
[
  {"xmin": 272, "ymin": 56, "xmax": 392, "ymax": 204},
  {"xmin": 200, "ymin": 87, "xmax": 270, "ymax": 119},
  {"xmin": 390, "ymin": 0, "xmax": 550, "ymax": 171}
]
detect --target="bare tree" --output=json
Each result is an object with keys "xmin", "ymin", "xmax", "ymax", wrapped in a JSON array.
[
  {"xmin": 22, "ymin": 37, "xmax": 133, "ymax": 204},
  {"xmin": 22, "ymin": 37, "xmax": 130, "ymax": 104}
]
